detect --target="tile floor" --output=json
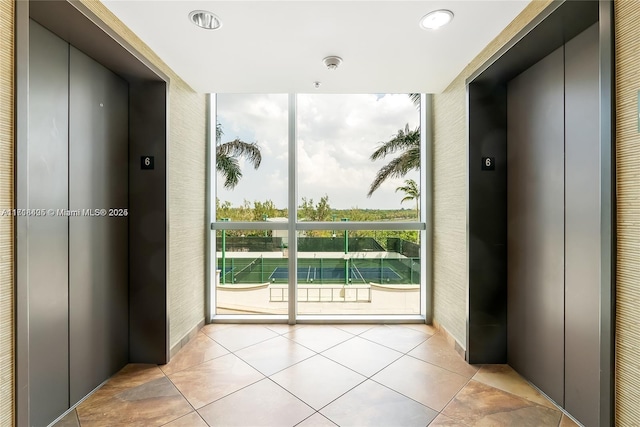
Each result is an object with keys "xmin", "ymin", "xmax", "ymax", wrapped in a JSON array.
[{"xmin": 55, "ymin": 324, "xmax": 581, "ymax": 427}]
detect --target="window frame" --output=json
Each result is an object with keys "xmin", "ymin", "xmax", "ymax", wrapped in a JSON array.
[{"xmin": 207, "ymin": 93, "xmax": 432, "ymax": 324}]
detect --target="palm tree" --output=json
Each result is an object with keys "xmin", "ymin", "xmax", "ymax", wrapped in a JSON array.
[
  {"xmin": 408, "ymin": 93, "xmax": 420, "ymax": 107},
  {"xmin": 216, "ymin": 123, "xmax": 262, "ymax": 189},
  {"xmin": 396, "ymin": 179, "xmax": 420, "ymax": 219},
  {"xmin": 367, "ymin": 123, "xmax": 420, "ymax": 196}
]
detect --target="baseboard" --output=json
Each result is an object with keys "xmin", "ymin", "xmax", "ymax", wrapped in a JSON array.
[
  {"xmin": 170, "ymin": 318, "xmax": 206, "ymax": 359},
  {"xmin": 432, "ymin": 319, "xmax": 466, "ymax": 360}
]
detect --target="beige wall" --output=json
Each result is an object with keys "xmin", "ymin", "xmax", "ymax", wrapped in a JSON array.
[
  {"xmin": 0, "ymin": 1, "xmax": 14, "ymax": 425},
  {"xmin": 80, "ymin": 0, "xmax": 208, "ymax": 351},
  {"xmin": 614, "ymin": 1, "xmax": 640, "ymax": 425},
  {"xmin": 432, "ymin": 0, "xmax": 553, "ymax": 345}
]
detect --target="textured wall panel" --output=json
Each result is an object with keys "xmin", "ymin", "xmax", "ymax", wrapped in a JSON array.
[
  {"xmin": 167, "ymin": 87, "xmax": 207, "ymax": 346},
  {"xmin": 432, "ymin": 0, "xmax": 553, "ymax": 346},
  {"xmin": 615, "ymin": 1, "xmax": 640, "ymax": 425},
  {"xmin": 0, "ymin": 0, "xmax": 14, "ymax": 425},
  {"xmin": 77, "ymin": 1, "xmax": 207, "ymax": 348}
]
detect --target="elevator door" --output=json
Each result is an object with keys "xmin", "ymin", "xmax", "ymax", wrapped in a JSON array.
[
  {"xmin": 507, "ymin": 23, "xmax": 600, "ymax": 427},
  {"xmin": 28, "ymin": 20, "xmax": 70, "ymax": 427},
  {"xmin": 28, "ymin": 20, "xmax": 129, "ymax": 425},
  {"xmin": 507, "ymin": 45, "xmax": 566, "ymax": 406},
  {"xmin": 68, "ymin": 45, "xmax": 129, "ymax": 405}
]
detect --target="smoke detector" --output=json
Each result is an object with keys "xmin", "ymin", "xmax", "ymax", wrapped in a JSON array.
[{"xmin": 323, "ymin": 56, "xmax": 343, "ymax": 70}]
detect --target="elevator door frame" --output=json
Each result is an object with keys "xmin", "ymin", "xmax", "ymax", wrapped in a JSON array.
[
  {"xmin": 465, "ymin": 0, "xmax": 615, "ymax": 425},
  {"xmin": 15, "ymin": 1, "xmax": 171, "ymax": 426}
]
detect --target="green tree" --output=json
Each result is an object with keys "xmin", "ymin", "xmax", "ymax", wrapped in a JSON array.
[
  {"xmin": 252, "ymin": 200, "xmax": 277, "ymax": 221},
  {"xmin": 395, "ymin": 179, "xmax": 420, "ymax": 219},
  {"xmin": 367, "ymin": 124, "xmax": 420, "ymax": 196},
  {"xmin": 216, "ymin": 123, "xmax": 262, "ymax": 189},
  {"xmin": 298, "ymin": 195, "xmax": 332, "ymax": 221}
]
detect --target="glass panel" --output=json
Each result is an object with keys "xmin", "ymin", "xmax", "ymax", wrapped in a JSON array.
[
  {"xmin": 296, "ymin": 230, "xmax": 421, "ymax": 315},
  {"xmin": 216, "ymin": 94, "xmax": 288, "ymax": 221},
  {"xmin": 297, "ymin": 94, "xmax": 420, "ymax": 221},
  {"xmin": 215, "ymin": 229, "xmax": 289, "ymax": 315}
]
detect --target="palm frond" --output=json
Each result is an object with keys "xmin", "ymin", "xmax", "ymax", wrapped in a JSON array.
[
  {"xmin": 370, "ymin": 124, "xmax": 420, "ymax": 161},
  {"xmin": 217, "ymin": 139, "xmax": 262, "ymax": 169},
  {"xmin": 400, "ymin": 195, "xmax": 415, "ymax": 204},
  {"xmin": 367, "ymin": 155, "xmax": 414, "ymax": 197},
  {"xmin": 216, "ymin": 153, "xmax": 242, "ymax": 189},
  {"xmin": 408, "ymin": 93, "xmax": 421, "ymax": 108},
  {"xmin": 396, "ymin": 179, "xmax": 419, "ymax": 204}
]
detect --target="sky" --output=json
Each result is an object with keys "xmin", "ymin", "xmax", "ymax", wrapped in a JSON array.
[{"xmin": 216, "ymin": 93, "xmax": 420, "ymax": 210}]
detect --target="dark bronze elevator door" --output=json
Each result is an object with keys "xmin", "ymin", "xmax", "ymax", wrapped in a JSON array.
[
  {"xmin": 27, "ymin": 19, "xmax": 129, "ymax": 424},
  {"xmin": 507, "ymin": 23, "xmax": 601, "ymax": 427},
  {"xmin": 68, "ymin": 45, "xmax": 129, "ymax": 406}
]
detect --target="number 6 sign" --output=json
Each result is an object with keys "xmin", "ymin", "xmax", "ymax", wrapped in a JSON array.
[
  {"xmin": 481, "ymin": 157, "xmax": 495, "ymax": 171},
  {"xmin": 141, "ymin": 156, "xmax": 155, "ymax": 170}
]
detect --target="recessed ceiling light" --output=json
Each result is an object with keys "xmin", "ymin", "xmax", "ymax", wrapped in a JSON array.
[
  {"xmin": 420, "ymin": 10, "xmax": 454, "ymax": 30},
  {"xmin": 189, "ymin": 10, "xmax": 222, "ymax": 30}
]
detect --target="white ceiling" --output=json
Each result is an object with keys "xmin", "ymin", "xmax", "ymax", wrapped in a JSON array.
[{"xmin": 101, "ymin": 0, "xmax": 530, "ymax": 94}]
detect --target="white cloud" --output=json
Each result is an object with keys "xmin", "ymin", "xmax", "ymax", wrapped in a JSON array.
[{"xmin": 216, "ymin": 93, "xmax": 420, "ymax": 210}]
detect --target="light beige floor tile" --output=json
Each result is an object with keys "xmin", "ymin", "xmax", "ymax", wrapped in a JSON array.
[
  {"xmin": 271, "ymin": 355, "xmax": 366, "ymax": 410},
  {"xmin": 75, "ymin": 364, "xmax": 166, "ymax": 410},
  {"xmin": 65, "ymin": 325, "xmax": 578, "ymax": 427},
  {"xmin": 265, "ymin": 324, "xmax": 307, "ymax": 334},
  {"xmin": 163, "ymin": 412, "xmax": 209, "ymax": 427},
  {"xmin": 333, "ymin": 324, "xmax": 374, "ymax": 335},
  {"xmin": 202, "ymin": 324, "xmax": 280, "ymax": 351},
  {"xmin": 235, "ymin": 335, "xmax": 316, "ymax": 375},
  {"xmin": 77, "ymin": 377, "xmax": 192, "ymax": 427},
  {"xmin": 198, "ymin": 379, "xmax": 314, "ymax": 426},
  {"xmin": 161, "ymin": 332, "xmax": 229, "ymax": 376},
  {"xmin": 360, "ymin": 325, "xmax": 430, "ymax": 353},
  {"xmin": 408, "ymin": 334, "xmax": 478, "ymax": 378},
  {"xmin": 472, "ymin": 364, "xmax": 557, "ymax": 409},
  {"xmin": 320, "ymin": 379, "xmax": 438, "ymax": 427},
  {"xmin": 168, "ymin": 353, "xmax": 264, "ymax": 409},
  {"xmin": 284, "ymin": 325, "xmax": 354, "ymax": 352},
  {"xmin": 200, "ymin": 323, "xmax": 237, "ymax": 334},
  {"xmin": 372, "ymin": 355, "xmax": 468, "ymax": 411},
  {"xmin": 560, "ymin": 414, "xmax": 581, "ymax": 427},
  {"xmin": 399, "ymin": 323, "xmax": 438, "ymax": 335},
  {"xmin": 52, "ymin": 410, "xmax": 80, "ymax": 427},
  {"xmin": 296, "ymin": 413, "xmax": 338, "ymax": 427},
  {"xmin": 322, "ymin": 336, "xmax": 402, "ymax": 377},
  {"xmin": 442, "ymin": 380, "xmax": 562, "ymax": 426},
  {"xmin": 428, "ymin": 414, "xmax": 469, "ymax": 426}
]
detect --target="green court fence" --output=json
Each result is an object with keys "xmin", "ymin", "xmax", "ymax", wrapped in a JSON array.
[
  {"xmin": 298, "ymin": 237, "xmax": 385, "ymax": 252},
  {"xmin": 386, "ymin": 238, "xmax": 420, "ymax": 258},
  {"xmin": 216, "ymin": 237, "xmax": 284, "ymax": 252}
]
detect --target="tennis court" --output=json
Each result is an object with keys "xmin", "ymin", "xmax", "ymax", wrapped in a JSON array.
[
  {"xmin": 219, "ymin": 256, "xmax": 420, "ymax": 285},
  {"xmin": 268, "ymin": 266, "xmax": 402, "ymax": 282}
]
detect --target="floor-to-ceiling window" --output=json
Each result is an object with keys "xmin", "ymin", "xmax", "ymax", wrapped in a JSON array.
[{"xmin": 208, "ymin": 93, "xmax": 429, "ymax": 321}]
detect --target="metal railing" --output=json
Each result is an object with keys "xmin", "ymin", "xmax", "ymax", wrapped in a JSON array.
[{"xmin": 269, "ymin": 286, "xmax": 371, "ymax": 303}]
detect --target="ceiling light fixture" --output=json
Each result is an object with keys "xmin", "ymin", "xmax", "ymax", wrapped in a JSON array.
[
  {"xmin": 420, "ymin": 10, "xmax": 454, "ymax": 30},
  {"xmin": 323, "ymin": 56, "xmax": 343, "ymax": 70},
  {"xmin": 189, "ymin": 10, "xmax": 222, "ymax": 30}
]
